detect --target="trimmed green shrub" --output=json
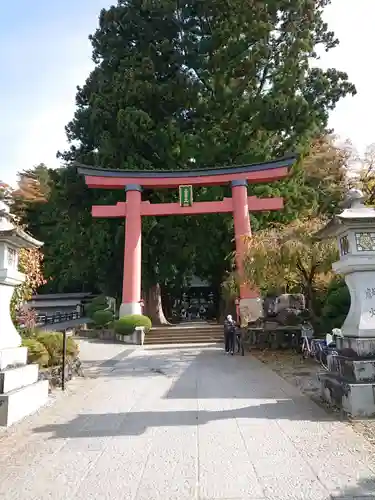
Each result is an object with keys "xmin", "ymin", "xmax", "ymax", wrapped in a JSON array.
[
  {"xmin": 92, "ymin": 309, "xmax": 113, "ymax": 327},
  {"xmin": 320, "ymin": 277, "xmax": 350, "ymax": 332},
  {"xmin": 22, "ymin": 338, "xmax": 49, "ymax": 367},
  {"xmin": 36, "ymin": 332, "xmax": 79, "ymax": 366},
  {"xmin": 85, "ymin": 295, "xmax": 109, "ymax": 318},
  {"xmin": 114, "ymin": 314, "xmax": 152, "ymax": 335},
  {"xmin": 86, "ymin": 303, "xmax": 104, "ymax": 318},
  {"xmin": 92, "ymin": 295, "xmax": 108, "ymax": 306}
]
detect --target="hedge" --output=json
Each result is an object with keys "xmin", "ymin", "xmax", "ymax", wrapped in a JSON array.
[
  {"xmin": 92, "ymin": 309, "xmax": 113, "ymax": 327},
  {"xmin": 85, "ymin": 295, "xmax": 109, "ymax": 318},
  {"xmin": 92, "ymin": 295, "xmax": 108, "ymax": 306},
  {"xmin": 320, "ymin": 278, "xmax": 350, "ymax": 332},
  {"xmin": 113, "ymin": 314, "xmax": 152, "ymax": 335}
]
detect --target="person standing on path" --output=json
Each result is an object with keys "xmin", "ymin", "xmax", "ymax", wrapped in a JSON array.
[{"xmin": 224, "ymin": 314, "xmax": 236, "ymax": 354}]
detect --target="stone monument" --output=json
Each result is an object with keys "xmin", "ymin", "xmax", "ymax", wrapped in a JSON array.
[
  {"xmin": 316, "ymin": 189, "xmax": 375, "ymax": 417},
  {"xmin": 0, "ymin": 202, "xmax": 49, "ymax": 426}
]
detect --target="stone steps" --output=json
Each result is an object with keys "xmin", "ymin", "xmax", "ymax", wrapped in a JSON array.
[
  {"xmin": 144, "ymin": 336, "xmax": 223, "ymax": 345},
  {"xmin": 0, "ymin": 379, "xmax": 49, "ymax": 427},
  {"xmin": 145, "ymin": 323, "xmax": 223, "ymax": 345}
]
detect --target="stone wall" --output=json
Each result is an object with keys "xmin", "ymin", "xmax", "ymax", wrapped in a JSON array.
[{"xmin": 75, "ymin": 328, "xmax": 115, "ymax": 341}]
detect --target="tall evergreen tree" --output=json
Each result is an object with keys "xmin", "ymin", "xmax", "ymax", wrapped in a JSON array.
[{"xmin": 22, "ymin": 1, "xmax": 356, "ymax": 322}]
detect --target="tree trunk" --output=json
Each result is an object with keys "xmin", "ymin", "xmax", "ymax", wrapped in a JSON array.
[
  {"xmin": 160, "ymin": 284, "xmax": 172, "ymax": 320},
  {"xmin": 219, "ymin": 295, "xmax": 236, "ymax": 324},
  {"xmin": 304, "ymin": 281, "xmax": 318, "ymax": 322},
  {"xmin": 145, "ymin": 283, "xmax": 170, "ymax": 325}
]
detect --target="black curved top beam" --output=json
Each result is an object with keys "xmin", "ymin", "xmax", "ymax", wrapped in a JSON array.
[{"xmin": 76, "ymin": 154, "xmax": 297, "ymax": 179}]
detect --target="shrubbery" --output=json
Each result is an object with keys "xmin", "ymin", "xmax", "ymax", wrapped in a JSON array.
[
  {"xmin": 36, "ymin": 331, "xmax": 79, "ymax": 366},
  {"xmin": 113, "ymin": 314, "xmax": 152, "ymax": 335},
  {"xmin": 91, "ymin": 295, "xmax": 108, "ymax": 307},
  {"xmin": 85, "ymin": 295, "xmax": 109, "ymax": 318},
  {"xmin": 22, "ymin": 338, "xmax": 49, "ymax": 367},
  {"xmin": 320, "ymin": 277, "xmax": 350, "ymax": 332},
  {"xmin": 92, "ymin": 309, "xmax": 113, "ymax": 326}
]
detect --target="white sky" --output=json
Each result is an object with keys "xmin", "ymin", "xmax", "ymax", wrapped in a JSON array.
[
  {"xmin": 0, "ymin": 0, "xmax": 373, "ymax": 186},
  {"xmin": 317, "ymin": 0, "xmax": 375, "ymax": 153}
]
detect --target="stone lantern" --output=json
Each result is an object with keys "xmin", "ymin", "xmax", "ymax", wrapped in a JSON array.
[
  {"xmin": 0, "ymin": 202, "xmax": 49, "ymax": 426},
  {"xmin": 315, "ymin": 189, "xmax": 375, "ymax": 417}
]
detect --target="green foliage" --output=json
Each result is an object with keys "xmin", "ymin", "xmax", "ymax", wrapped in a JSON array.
[
  {"xmin": 22, "ymin": 338, "xmax": 49, "ymax": 367},
  {"xmin": 36, "ymin": 332, "xmax": 79, "ymax": 366},
  {"xmin": 12, "ymin": 166, "xmax": 112, "ymax": 296},
  {"xmin": 91, "ymin": 295, "xmax": 108, "ymax": 307},
  {"xmin": 114, "ymin": 315, "xmax": 152, "ymax": 335},
  {"xmin": 85, "ymin": 304, "xmax": 100, "ymax": 318},
  {"xmin": 92, "ymin": 309, "xmax": 113, "ymax": 326},
  {"xmin": 86, "ymin": 296, "xmax": 109, "ymax": 318},
  {"xmin": 320, "ymin": 278, "xmax": 350, "ymax": 331}
]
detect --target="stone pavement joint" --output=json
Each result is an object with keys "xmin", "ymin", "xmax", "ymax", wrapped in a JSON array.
[{"xmin": 1, "ymin": 345, "xmax": 375, "ymax": 499}]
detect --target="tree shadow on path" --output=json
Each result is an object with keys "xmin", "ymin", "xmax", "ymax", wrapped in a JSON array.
[
  {"xmin": 329, "ymin": 476, "xmax": 375, "ymax": 498},
  {"xmin": 33, "ymin": 398, "xmax": 336, "ymax": 439}
]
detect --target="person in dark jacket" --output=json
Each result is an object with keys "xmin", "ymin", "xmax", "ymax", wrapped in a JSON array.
[{"xmin": 223, "ymin": 314, "xmax": 236, "ymax": 354}]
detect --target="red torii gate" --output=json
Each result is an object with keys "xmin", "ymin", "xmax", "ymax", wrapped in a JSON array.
[{"xmin": 78, "ymin": 155, "xmax": 295, "ymax": 321}]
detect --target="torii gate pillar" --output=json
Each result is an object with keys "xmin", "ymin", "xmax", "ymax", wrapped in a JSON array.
[
  {"xmin": 120, "ymin": 185, "xmax": 142, "ymax": 317},
  {"xmin": 231, "ymin": 180, "xmax": 262, "ymax": 324}
]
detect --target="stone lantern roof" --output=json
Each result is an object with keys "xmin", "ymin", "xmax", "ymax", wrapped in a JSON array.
[
  {"xmin": 315, "ymin": 189, "xmax": 375, "ymax": 240},
  {"xmin": 0, "ymin": 201, "xmax": 43, "ymax": 249}
]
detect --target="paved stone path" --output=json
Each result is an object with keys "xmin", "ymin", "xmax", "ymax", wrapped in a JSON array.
[{"xmin": 1, "ymin": 344, "xmax": 375, "ymax": 499}]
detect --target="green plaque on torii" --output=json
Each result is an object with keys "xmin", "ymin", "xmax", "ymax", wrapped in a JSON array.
[{"xmin": 179, "ymin": 185, "xmax": 193, "ymax": 207}]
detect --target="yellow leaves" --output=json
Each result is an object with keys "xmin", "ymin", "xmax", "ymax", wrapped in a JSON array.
[
  {"xmin": 14, "ymin": 177, "xmax": 47, "ymax": 203},
  {"xmin": 222, "ymin": 271, "xmax": 240, "ymax": 299},
  {"xmin": 243, "ymin": 217, "xmax": 338, "ymax": 293},
  {"xmin": 303, "ymin": 136, "xmax": 349, "ymax": 182},
  {"xmin": 17, "ymin": 248, "xmax": 47, "ymax": 303},
  {"xmin": 358, "ymin": 145, "xmax": 375, "ymax": 204}
]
